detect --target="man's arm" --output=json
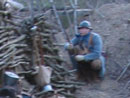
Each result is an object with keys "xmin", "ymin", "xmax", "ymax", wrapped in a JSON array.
[
  {"xmin": 64, "ymin": 35, "xmax": 79, "ymax": 50},
  {"xmin": 84, "ymin": 34, "xmax": 102, "ymax": 61},
  {"xmin": 71, "ymin": 36, "xmax": 79, "ymax": 46}
]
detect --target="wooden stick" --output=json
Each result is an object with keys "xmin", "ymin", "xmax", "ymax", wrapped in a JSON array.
[
  {"xmin": 0, "ymin": 31, "xmax": 13, "ymax": 39},
  {"xmin": 3, "ymin": 19, "xmax": 21, "ymax": 27},
  {"xmin": 52, "ymin": 83, "xmax": 75, "ymax": 88},
  {"xmin": 57, "ymin": 8, "xmax": 93, "ymax": 13},
  {"xmin": 74, "ymin": 0, "xmax": 78, "ymax": 34},
  {"xmin": 59, "ymin": 92, "xmax": 75, "ymax": 98},
  {"xmin": 35, "ymin": 90, "xmax": 54, "ymax": 96},
  {"xmin": 44, "ymin": 55, "xmax": 64, "ymax": 62},
  {"xmin": 0, "ymin": 26, "xmax": 17, "ymax": 31},
  {"xmin": 50, "ymin": 0, "xmax": 70, "ymax": 42},
  {"xmin": 0, "ymin": 37, "xmax": 8, "ymax": 44},
  {"xmin": 56, "ymin": 81, "xmax": 85, "ymax": 85},
  {"xmin": 0, "ymin": 11, "xmax": 10, "ymax": 15},
  {"xmin": 56, "ymin": 69, "xmax": 77, "ymax": 76},
  {"xmin": 116, "ymin": 62, "xmax": 130, "ymax": 81},
  {"xmin": 0, "ymin": 35, "xmax": 25, "ymax": 51},
  {"xmin": 9, "ymin": 62, "xmax": 30, "ymax": 68}
]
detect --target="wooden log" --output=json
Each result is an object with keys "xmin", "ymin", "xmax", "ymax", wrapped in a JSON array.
[
  {"xmin": 9, "ymin": 62, "xmax": 30, "ymax": 68},
  {"xmin": 53, "ymin": 70, "xmax": 64, "ymax": 80},
  {"xmin": 0, "ymin": 56, "xmax": 14, "ymax": 69},
  {"xmin": 116, "ymin": 62, "xmax": 130, "ymax": 81},
  {"xmin": 59, "ymin": 92, "xmax": 75, "ymax": 98},
  {"xmin": 57, "ymin": 8, "xmax": 93, "ymax": 13},
  {"xmin": 0, "ymin": 26, "xmax": 17, "ymax": 31},
  {"xmin": 56, "ymin": 69, "xmax": 77, "ymax": 76},
  {"xmin": 0, "ymin": 35, "xmax": 25, "ymax": 51},
  {"xmin": 0, "ymin": 31, "xmax": 14, "ymax": 39},
  {"xmin": 0, "ymin": 48, "xmax": 13, "ymax": 58},
  {"xmin": 0, "ymin": 30, "xmax": 6, "ymax": 34},
  {"xmin": 13, "ymin": 54, "xmax": 28, "ymax": 60},
  {"xmin": 0, "ymin": 10, "xmax": 10, "ymax": 15},
  {"xmin": 52, "ymin": 83, "xmax": 73, "ymax": 88},
  {"xmin": 51, "ymin": 69, "xmax": 77, "ymax": 81},
  {"xmin": 43, "ymin": 29, "xmax": 52, "ymax": 33},
  {"xmin": 7, "ymin": 59, "xmax": 28, "ymax": 66},
  {"xmin": 42, "ymin": 45, "xmax": 54, "ymax": 53},
  {"xmin": 0, "ymin": 37, "xmax": 8, "ymax": 44},
  {"xmin": 53, "ymin": 43, "xmax": 64, "ymax": 46},
  {"xmin": 3, "ymin": 19, "xmax": 21, "ymax": 27},
  {"xmin": 10, "ymin": 44, "xmax": 27, "ymax": 48},
  {"xmin": 44, "ymin": 55, "xmax": 64, "ymax": 62},
  {"xmin": 16, "ymin": 70, "xmax": 32, "ymax": 75},
  {"xmin": 13, "ymin": 49, "xmax": 25, "ymax": 55},
  {"xmin": 35, "ymin": 90, "xmax": 54, "ymax": 97},
  {"xmin": 74, "ymin": 0, "xmax": 78, "ymax": 34},
  {"xmin": 54, "ymin": 88, "xmax": 66, "ymax": 93},
  {"xmin": 48, "ymin": 63, "xmax": 62, "ymax": 73},
  {"xmin": 0, "ymin": 49, "xmax": 15, "ymax": 60},
  {"xmin": 35, "ymin": 20, "xmax": 44, "ymax": 26},
  {"xmin": 55, "ymin": 81, "xmax": 85, "ymax": 85},
  {"xmin": 54, "ymin": 64, "xmax": 67, "ymax": 71}
]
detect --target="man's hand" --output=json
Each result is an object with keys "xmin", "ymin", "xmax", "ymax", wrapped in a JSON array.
[
  {"xmin": 75, "ymin": 55, "xmax": 85, "ymax": 61},
  {"xmin": 64, "ymin": 42, "xmax": 74, "ymax": 50}
]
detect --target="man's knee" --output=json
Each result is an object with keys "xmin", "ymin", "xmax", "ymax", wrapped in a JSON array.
[{"xmin": 91, "ymin": 59, "xmax": 102, "ymax": 70}]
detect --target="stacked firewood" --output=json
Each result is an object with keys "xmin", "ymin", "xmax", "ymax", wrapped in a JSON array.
[{"xmin": 0, "ymin": 10, "xmax": 85, "ymax": 98}]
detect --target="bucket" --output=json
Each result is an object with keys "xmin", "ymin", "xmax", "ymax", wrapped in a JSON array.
[
  {"xmin": 43, "ymin": 84, "xmax": 53, "ymax": 92},
  {"xmin": 22, "ymin": 94, "xmax": 31, "ymax": 98},
  {"xmin": 4, "ymin": 71, "xmax": 19, "ymax": 86}
]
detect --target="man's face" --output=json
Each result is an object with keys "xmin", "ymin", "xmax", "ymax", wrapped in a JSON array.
[{"xmin": 79, "ymin": 28, "xmax": 90, "ymax": 36}]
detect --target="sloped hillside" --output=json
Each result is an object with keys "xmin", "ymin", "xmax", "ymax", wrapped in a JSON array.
[
  {"xmin": 75, "ymin": 3, "xmax": 130, "ymax": 98},
  {"xmin": 93, "ymin": 3, "xmax": 130, "ymax": 77}
]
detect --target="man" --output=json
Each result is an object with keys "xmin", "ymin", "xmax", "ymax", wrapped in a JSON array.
[{"xmin": 65, "ymin": 20, "xmax": 105, "ymax": 81}]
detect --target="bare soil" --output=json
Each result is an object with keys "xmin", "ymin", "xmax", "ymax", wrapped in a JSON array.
[
  {"xmin": 56, "ymin": 3, "xmax": 130, "ymax": 98},
  {"xmin": 73, "ymin": 3, "xmax": 130, "ymax": 98}
]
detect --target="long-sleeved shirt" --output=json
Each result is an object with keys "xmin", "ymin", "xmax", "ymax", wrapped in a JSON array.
[{"xmin": 71, "ymin": 32, "xmax": 103, "ymax": 61}]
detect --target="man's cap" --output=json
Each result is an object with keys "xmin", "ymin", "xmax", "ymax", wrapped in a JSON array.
[{"xmin": 78, "ymin": 20, "xmax": 92, "ymax": 30}]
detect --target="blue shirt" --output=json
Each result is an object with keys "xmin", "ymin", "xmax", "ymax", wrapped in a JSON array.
[{"xmin": 71, "ymin": 32, "xmax": 103, "ymax": 61}]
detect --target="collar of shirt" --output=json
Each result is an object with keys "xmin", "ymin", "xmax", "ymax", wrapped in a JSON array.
[{"xmin": 80, "ymin": 32, "xmax": 91, "ymax": 41}]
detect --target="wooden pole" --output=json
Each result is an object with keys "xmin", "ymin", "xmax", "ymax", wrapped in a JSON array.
[
  {"xmin": 74, "ymin": 0, "xmax": 78, "ymax": 34},
  {"xmin": 62, "ymin": 0, "xmax": 72, "ymax": 28},
  {"xmin": 62, "ymin": 0, "xmax": 74, "ymax": 36},
  {"xmin": 50, "ymin": 0, "xmax": 70, "ymax": 42},
  {"xmin": 116, "ymin": 62, "xmax": 130, "ymax": 81}
]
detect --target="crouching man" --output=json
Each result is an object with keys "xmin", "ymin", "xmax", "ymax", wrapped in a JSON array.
[{"xmin": 65, "ymin": 20, "xmax": 105, "ymax": 82}]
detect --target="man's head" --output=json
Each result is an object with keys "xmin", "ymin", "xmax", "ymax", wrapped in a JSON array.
[{"xmin": 78, "ymin": 20, "xmax": 92, "ymax": 36}]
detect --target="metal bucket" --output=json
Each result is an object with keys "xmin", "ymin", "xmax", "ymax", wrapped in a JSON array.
[
  {"xmin": 4, "ymin": 71, "xmax": 19, "ymax": 86},
  {"xmin": 43, "ymin": 84, "xmax": 53, "ymax": 92},
  {"xmin": 22, "ymin": 94, "xmax": 32, "ymax": 98}
]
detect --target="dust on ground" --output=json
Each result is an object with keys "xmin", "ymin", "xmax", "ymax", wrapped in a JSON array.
[
  {"xmin": 56, "ymin": 3, "xmax": 130, "ymax": 98},
  {"xmin": 74, "ymin": 3, "xmax": 130, "ymax": 98}
]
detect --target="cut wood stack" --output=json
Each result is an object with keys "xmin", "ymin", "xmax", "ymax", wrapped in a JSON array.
[{"xmin": 0, "ymin": 10, "xmax": 84, "ymax": 98}]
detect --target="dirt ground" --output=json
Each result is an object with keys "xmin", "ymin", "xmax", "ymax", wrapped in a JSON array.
[
  {"xmin": 2, "ymin": 1, "xmax": 130, "ymax": 98},
  {"xmin": 56, "ymin": 3, "xmax": 130, "ymax": 98},
  {"xmin": 11, "ymin": 2, "xmax": 130, "ymax": 98},
  {"xmin": 15, "ymin": 2, "xmax": 130, "ymax": 98},
  {"xmin": 75, "ymin": 3, "xmax": 130, "ymax": 98}
]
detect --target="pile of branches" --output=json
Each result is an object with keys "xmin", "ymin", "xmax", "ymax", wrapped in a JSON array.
[{"xmin": 0, "ymin": 10, "xmax": 85, "ymax": 98}]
